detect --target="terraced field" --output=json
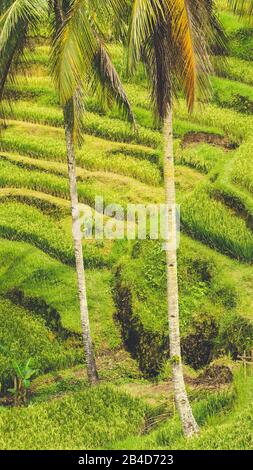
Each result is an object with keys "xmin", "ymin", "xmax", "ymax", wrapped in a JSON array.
[{"xmin": 0, "ymin": 4, "xmax": 253, "ymax": 450}]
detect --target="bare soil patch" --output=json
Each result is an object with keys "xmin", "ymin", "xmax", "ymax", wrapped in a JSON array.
[{"xmin": 181, "ymin": 131, "xmax": 238, "ymax": 151}]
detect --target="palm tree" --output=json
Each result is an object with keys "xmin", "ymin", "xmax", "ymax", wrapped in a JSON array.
[
  {"xmin": 0, "ymin": 0, "xmax": 135, "ymax": 385},
  {"xmin": 128, "ymin": 0, "xmax": 225, "ymax": 437}
]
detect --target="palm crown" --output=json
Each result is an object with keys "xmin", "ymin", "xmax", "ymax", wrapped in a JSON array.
[
  {"xmin": 128, "ymin": 0, "xmax": 226, "ymax": 118},
  {"xmin": 0, "ymin": 0, "xmax": 135, "ymax": 126}
]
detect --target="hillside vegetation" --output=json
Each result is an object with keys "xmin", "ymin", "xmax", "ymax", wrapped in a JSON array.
[{"xmin": 0, "ymin": 3, "xmax": 252, "ymax": 450}]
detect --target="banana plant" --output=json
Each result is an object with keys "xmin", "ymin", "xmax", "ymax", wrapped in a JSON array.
[
  {"xmin": 8, "ymin": 358, "xmax": 38, "ymax": 405},
  {"xmin": 0, "ymin": 343, "xmax": 37, "ymax": 405}
]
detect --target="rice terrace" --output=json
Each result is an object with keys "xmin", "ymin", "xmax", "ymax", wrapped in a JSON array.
[{"xmin": 0, "ymin": 0, "xmax": 253, "ymax": 455}]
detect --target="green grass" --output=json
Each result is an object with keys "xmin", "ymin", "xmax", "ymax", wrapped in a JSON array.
[
  {"xmin": 230, "ymin": 138, "xmax": 253, "ymax": 195},
  {"xmin": 26, "ymin": 46, "xmax": 50, "ymax": 66},
  {"xmin": 0, "ymin": 297, "xmax": 81, "ymax": 389},
  {"xmin": 0, "ymin": 122, "xmax": 161, "ymax": 185},
  {"xmin": 113, "ymin": 372, "xmax": 253, "ymax": 450},
  {"xmin": 0, "ymin": 201, "xmax": 108, "ymax": 268},
  {"xmin": 211, "ymin": 75, "xmax": 253, "ymax": 112},
  {"xmin": 208, "ymin": 142, "xmax": 253, "ymax": 232},
  {"xmin": 175, "ymin": 99, "xmax": 253, "ymax": 142},
  {"xmin": 174, "ymin": 373, "xmax": 253, "ymax": 450},
  {"xmin": 2, "ymin": 98, "xmax": 226, "ymax": 147},
  {"xmin": 0, "ymin": 238, "xmax": 121, "ymax": 349},
  {"xmin": 176, "ymin": 143, "xmax": 229, "ymax": 173},
  {"xmin": 229, "ymin": 28, "xmax": 253, "ymax": 62},
  {"xmin": 5, "ymin": 76, "xmax": 56, "ymax": 104},
  {"xmin": 0, "ymin": 9, "xmax": 253, "ymax": 451},
  {"xmin": 0, "ymin": 154, "xmax": 163, "ymax": 208},
  {"xmin": 0, "ymin": 187, "xmax": 70, "ymax": 218},
  {"xmin": 1, "ymin": 100, "xmax": 161, "ymax": 147},
  {"xmin": 113, "ymin": 235, "xmax": 249, "ymax": 375},
  {"xmin": 218, "ymin": 10, "xmax": 248, "ymax": 35},
  {"xmin": 0, "ymin": 385, "xmax": 146, "ymax": 450},
  {"xmin": 217, "ymin": 56, "xmax": 253, "ymax": 86},
  {"xmin": 210, "ymin": 181, "xmax": 253, "ymax": 230},
  {"xmin": 181, "ymin": 187, "xmax": 253, "ymax": 262}
]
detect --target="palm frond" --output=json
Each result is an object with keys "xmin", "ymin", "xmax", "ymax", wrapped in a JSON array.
[
  {"xmin": 88, "ymin": 0, "xmax": 124, "ymax": 19},
  {"xmin": 142, "ymin": 17, "xmax": 174, "ymax": 120},
  {"xmin": 86, "ymin": 0, "xmax": 128, "ymax": 39},
  {"xmin": 51, "ymin": 0, "xmax": 98, "ymax": 104},
  {"xmin": 92, "ymin": 42, "xmax": 136, "ymax": 125},
  {"xmin": 198, "ymin": 0, "xmax": 228, "ymax": 79},
  {"xmin": 129, "ymin": 0, "xmax": 224, "ymax": 116},
  {"xmin": 128, "ymin": 0, "xmax": 166, "ymax": 73},
  {"xmin": 0, "ymin": 0, "xmax": 47, "ymax": 53},
  {"xmin": 183, "ymin": 0, "xmax": 227, "ymax": 99},
  {"xmin": 167, "ymin": 0, "xmax": 198, "ymax": 111},
  {"xmin": 206, "ymin": 0, "xmax": 228, "ymax": 57},
  {"xmin": 0, "ymin": 24, "xmax": 28, "ymax": 100},
  {"xmin": 51, "ymin": 0, "xmax": 135, "ymax": 124},
  {"xmin": 0, "ymin": 0, "xmax": 47, "ymax": 122}
]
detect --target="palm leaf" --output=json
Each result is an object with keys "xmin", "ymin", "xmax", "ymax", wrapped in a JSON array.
[
  {"xmin": 92, "ymin": 42, "xmax": 136, "ymax": 125},
  {"xmin": 0, "ymin": 0, "xmax": 47, "ymax": 105},
  {"xmin": 51, "ymin": 0, "xmax": 98, "ymax": 104},
  {"xmin": 51, "ymin": 0, "xmax": 135, "ymax": 123},
  {"xmin": 129, "ymin": 0, "xmax": 225, "ymax": 116},
  {"xmin": 166, "ymin": 0, "xmax": 198, "ymax": 111},
  {"xmin": 0, "ymin": 0, "xmax": 47, "ymax": 52},
  {"xmin": 128, "ymin": 0, "xmax": 166, "ymax": 73}
]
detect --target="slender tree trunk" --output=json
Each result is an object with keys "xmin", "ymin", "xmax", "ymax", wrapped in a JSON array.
[
  {"xmin": 53, "ymin": 0, "xmax": 98, "ymax": 385},
  {"xmin": 64, "ymin": 100, "xmax": 98, "ymax": 385},
  {"xmin": 164, "ymin": 104, "xmax": 199, "ymax": 437}
]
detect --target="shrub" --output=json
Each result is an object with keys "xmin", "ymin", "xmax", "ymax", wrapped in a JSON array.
[{"xmin": 231, "ymin": 94, "xmax": 253, "ymax": 114}]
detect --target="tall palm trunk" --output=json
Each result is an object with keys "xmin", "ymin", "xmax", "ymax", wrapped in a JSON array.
[
  {"xmin": 164, "ymin": 104, "xmax": 199, "ymax": 437},
  {"xmin": 53, "ymin": 0, "xmax": 98, "ymax": 385},
  {"xmin": 64, "ymin": 99, "xmax": 98, "ymax": 385}
]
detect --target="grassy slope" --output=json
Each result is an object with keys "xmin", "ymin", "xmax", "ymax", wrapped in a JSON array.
[
  {"xmin": 0, "ymin": 385, "xmax": 147, "ymax": 450},
  {"xmin": 111, "ymin": 371, "xmax": 253, "ymax": 450},
  {"xmin": 0, "ymin": 3, "xmax": 252, "ymax": 449},
  {"xmin": 0, "ymin": 238, "xmax": 121, "ymax": 349}
]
